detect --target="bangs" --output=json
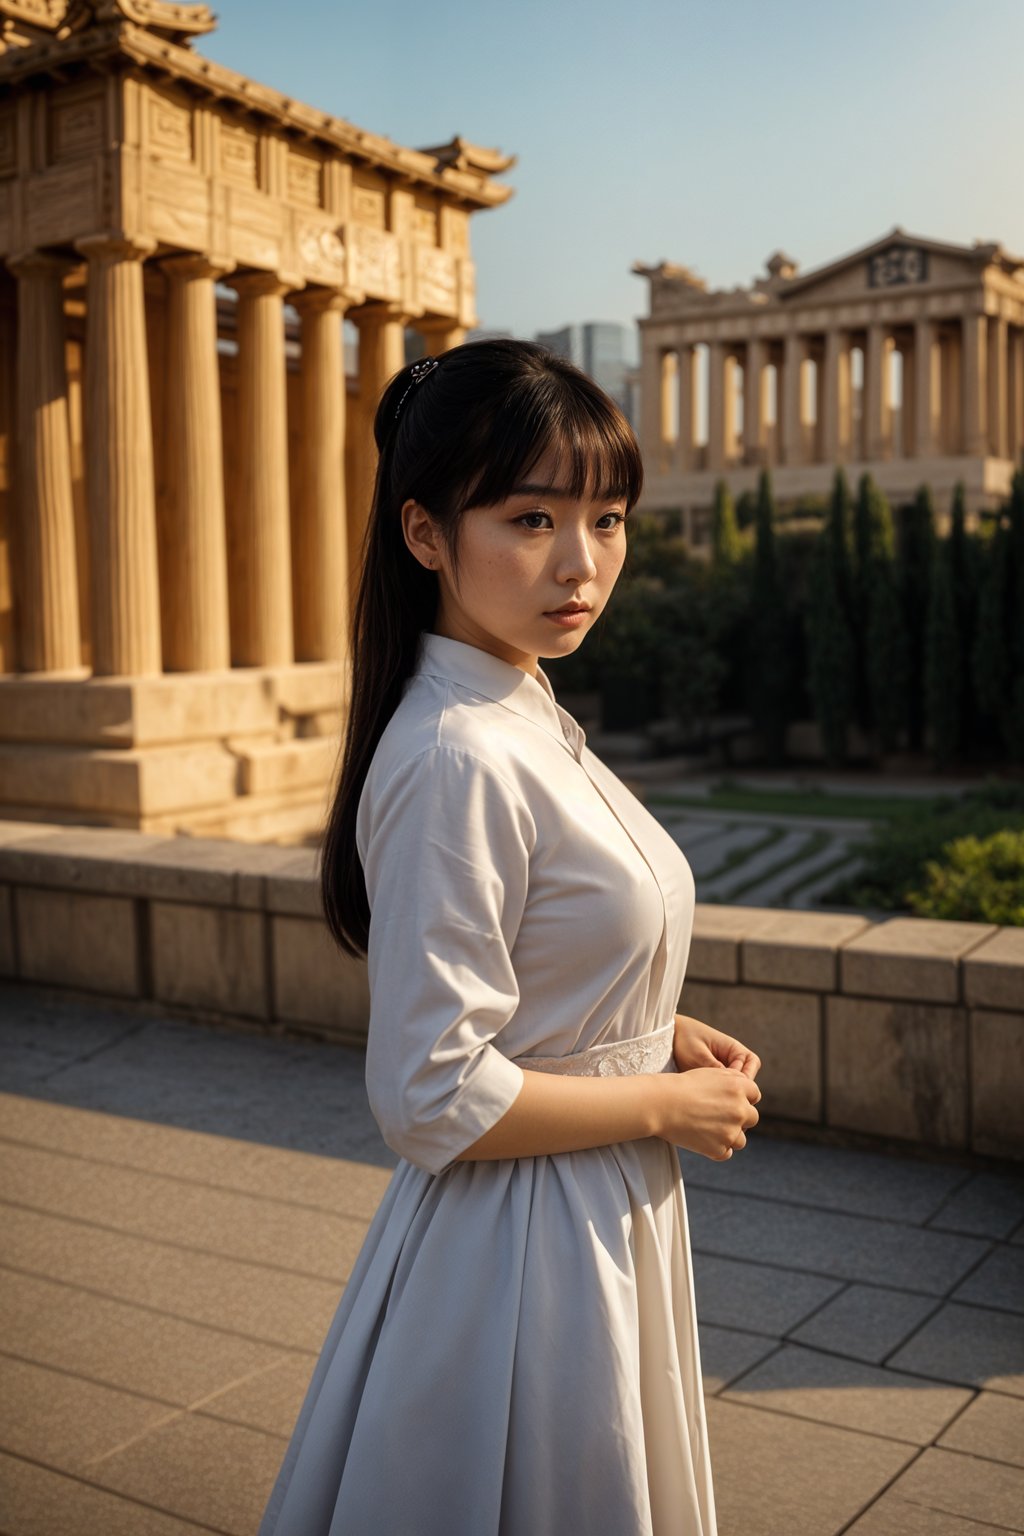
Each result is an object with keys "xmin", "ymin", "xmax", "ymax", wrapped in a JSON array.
[{"xmin": 454, "ymin": 371, "xmax": 644, "ymax": 513}]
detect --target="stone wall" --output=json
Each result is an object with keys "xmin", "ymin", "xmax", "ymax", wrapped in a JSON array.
[{"xmin": 0, "ymin": 821, "xmax": 1020, "ymax": 1163}]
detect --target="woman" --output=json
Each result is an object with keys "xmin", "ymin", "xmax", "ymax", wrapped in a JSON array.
[{"xmin": 259, "ymin": 338, "xmax": 762, "ymax": 1536}]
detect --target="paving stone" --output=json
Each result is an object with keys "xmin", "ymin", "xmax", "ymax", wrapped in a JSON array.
[
  {"xmin": 0, "ymin": 1268, "xmax": 298, "ymax": 1405},
  {"xmin": 887, "ymin": 1301, "xmax": 1024, "ymax": 1395},
  {"xmin": 691, "ymin": 1251, "xmax": 846, "ymax": 1336},
  {"xmin": 696, "ymin": 1323, "xmax": 780, "ymax": 1393},
  {"xmin": 0, "ymin": 1450, "xmax": 211, "ymax": 1536},
  {"xmin": 721, "ymin": 1339, "xmax": 973, "ymax": 1444},
  {"xmin": 927, "ymin": 1168, "xmax": 1024, "ymax": 1239},
  {"xmin": 788, "ymin": 1282, "xmax": 942, "ymax": 1365},
  {"xmin": 0, "ymin": 1090, "xmax": 394, "ymax": 1222},
  {"xmin": 680, "ymin": 1132, "xmax": 964, "ymax": 1224},
  {"xmin": 847, "ymin": 1445, "xmax": 1024, "ymax": 1532},
  {"xmin": 0, "ymin": 1353, "xmax": 178, "ymax": 1470},
  {"xmin": 681, "ymin": 823, "xmax": 768, "ymax": 877},
  {"xmin": 87, "ymin": 1410, "xmax": 284, "ymax": 1536},
  {"xmin": 937, "ymin": 1388, "xmax": 1024, "ymax": 1470},
  {"xmin": 0, "ymin": 1139, "xmax": 372, "ymax": 1281},
  {"xmin": 951, "ymin": 1243, "xmax": 1024, "ymax": 1314},
  {"xmin": 705, "ymin": 830, "xmax": 817, "ymax": 899},
  {"xmin": 198, "ymin": 1353, "xmax": 314, "ymax": 1439},
  {"xmin": 704, "ymin": 1396, "xmax": 916, "ymax": 1536},
  {"xmin": 1, "ymin": 1203, "xmax": 344, "ymax": 1353},
  {"xmin": 846, "ymin": 1491, "xmax": 1016, "ymax": 1534},
  {"xmin": 684, "ymin": 1185, "xmax": 990, "ymax": 1294}
]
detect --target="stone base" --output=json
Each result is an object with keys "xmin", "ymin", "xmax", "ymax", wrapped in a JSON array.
[{"xmin": 0, "ymin": 663, "xmax": 349, "ymax": 843}]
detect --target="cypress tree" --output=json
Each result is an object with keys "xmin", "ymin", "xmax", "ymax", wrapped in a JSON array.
[
  {"xmin": 948, "ymin": 482, "xmax": 980, "ymax": 760},
  {"xmin": 924, "ymin": 534, "xmax": 961, "ymax": 768},
  {"xmin": 861, "ymin": 476, "xmax": 910, "ymax": 757},
  {"xmin": 745, "ymin": 470, "xmax": 791, "ymax": 763},
  {"xmin": 973, "ymin": 517, "xmax": 1011, "ymax": 733},
  {"xmin": 711, "ymin": 477, "xmax": 742, "ymax": 568},
  {"xmin": 897, "ymin": 485, "xmax": 937, "ymax": 752},
  {"xmin": 804, "ymin": 486, "xmax": 857, "ymax": 767}
]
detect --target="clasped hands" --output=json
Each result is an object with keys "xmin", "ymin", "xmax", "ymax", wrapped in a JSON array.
[{"xmin": 672, "ymin": 1012, "xmax": 762, "ymax": 1081}]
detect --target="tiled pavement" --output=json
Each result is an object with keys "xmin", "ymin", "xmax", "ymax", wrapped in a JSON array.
[{"xmin": 1, "ymin": 982, "xmax": 1023, "ymax": 1536}]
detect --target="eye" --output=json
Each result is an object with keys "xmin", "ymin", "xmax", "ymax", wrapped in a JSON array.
[
  {"xmin": 598, "ymin": 511, "xmax": 628, "ymax": 529},
  {"xmin": 513, "ymin": 510, "xmax": 627, "ymax": 531}
]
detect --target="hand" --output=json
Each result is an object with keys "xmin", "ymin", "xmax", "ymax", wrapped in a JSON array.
[{"xmin": 672, "ymin": 1012, "xmax": 762, "ymax": 1080}]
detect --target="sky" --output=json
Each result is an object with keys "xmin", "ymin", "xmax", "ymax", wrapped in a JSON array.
[{"xmin": 197, "ymin": 0, "xmax": 1024, "ymax": 352}]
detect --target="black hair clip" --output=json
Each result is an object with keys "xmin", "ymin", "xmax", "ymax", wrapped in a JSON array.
[{"xmin": 393, "ymin": 356, "xmax": 440, "ymax": 427}]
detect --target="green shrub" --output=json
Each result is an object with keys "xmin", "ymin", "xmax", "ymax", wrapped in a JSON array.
[{"xmin": 905, "ymin": 827, "xmax": 1024, "ymax": 925}]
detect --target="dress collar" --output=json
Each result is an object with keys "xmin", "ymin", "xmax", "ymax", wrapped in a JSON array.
[{"xmin": 412, "ymin": 631, "xmax": 587, "ymax": 760}]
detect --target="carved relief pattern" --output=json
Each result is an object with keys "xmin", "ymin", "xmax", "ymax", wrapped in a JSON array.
[
  {"xmin": 287, "ymin": 150, "xmax": 322, "ymax": 209},
  {"xmin": 296, "ymin": 221, "xmax": 346, "ymax": 285},
  {"xmin": 147, "ymin": 90, "xmax": 193, "ymax": 163},
  {"xmin": 348, "ymin": 223, "xmax": 400, "ymax": 300},
  {"xmin": 49, "ymin": 93, "xmax": 104, "ymax": 164},
  {"xmin": 351, "ymin": 185, "xmax": 385, "ymax": 229},
  {"xmin": 414, "ymin": 244, "xmax": 456, "ymax": 316},
  {"xmin": 219, "ymin": 123, "xmax": 258, "ymax": 188}
]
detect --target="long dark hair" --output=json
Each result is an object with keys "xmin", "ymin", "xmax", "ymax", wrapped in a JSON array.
[{"xmin": 320, "ymin": 337, "xmax": 643, "ymax": 958}]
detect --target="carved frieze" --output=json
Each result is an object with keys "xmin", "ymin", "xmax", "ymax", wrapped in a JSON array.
[
  {"xmin": 147, "ymin": 87, "xmax": 193, "ymax": 163},
  {"xmin": 347, "ymin": 221, "xmax": 400, "ymax": 301},
  {"xmin": 295, "ymin": 220, "xmax": 346, "ymax": 287},
  {"xmin": 218, "ymin": 122, "xmax": 258, "ymax": 190},
  {"xmin": 0, "ymin": 108, "xmax": 14, "ymax": 177},
  {"xmin": 49, "ymin": 88, "xmax": 105, "ymax": 164},
  {"xmin": 351, "ymin": 184, "xmax": 384, "ymax": 229},
  {"xmin": 414, "ymin": 243, "xmax": 456, "ymax": 316},
  {"xmin": 411, "ymin": 205, "xmax": 436, "ymax": 246},
  {"xmin": 286, "ymin": 148, "xmax": 322, "ymax": 210}
]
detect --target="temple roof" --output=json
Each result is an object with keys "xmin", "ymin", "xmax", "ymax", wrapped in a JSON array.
[{"xmin": 0, "ymin": 0, "xmax": 514, "ymax": 208}]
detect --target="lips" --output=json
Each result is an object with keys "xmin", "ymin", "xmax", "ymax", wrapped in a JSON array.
[{"xmin": 547, "ymin": 603, "xmax": 591, "ymax": 615}]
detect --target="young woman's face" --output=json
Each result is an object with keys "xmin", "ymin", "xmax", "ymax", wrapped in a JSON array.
[{"xmin": 404, "ymin": 446, "xmax": 630, "ymax": 675}]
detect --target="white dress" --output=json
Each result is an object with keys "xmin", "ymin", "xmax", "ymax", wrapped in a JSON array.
[{"xmin": 258, "ymin": 631, "xmax": 718, "ymax": 1536}]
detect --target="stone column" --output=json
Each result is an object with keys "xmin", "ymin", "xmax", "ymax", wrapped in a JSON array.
[
  {"xmin": 1009, "ymin": 326, "xmax": 1024, "ymax": 462},
  {"xmin": 743, "ymin": 336, "xmax": 767, "ymax": 466},
  {"xmin": 961, "ymin": 313, "xmax": 988, "ymax": 458},
  {"xmin": 292, "ymin": 286, "xmax": 351, "ymax": 664},
  {"xmin": 659, "ymin": 350, "xmax": 678, "ymax": 470},
  {"xmin": 914, "ymin": 317, "xmax": 941, "ymax": 460},
  {"xmin": 350, "ymin": 303, "xmax": 408, "ymax": 587},
  {"xmin": 159, "ymin": 253, "xmax": 234, "ymax": 673},
  {"xmin": 706, "ymin": 340, "xmax": 725, "ymax": 471},
  {"xmin": 75, "ymin": 234, "xmax": 161, "ymax": 678},
  {"xmin": 723, "ymin": 352, "xmax": 739, "ymax": 466},
  {"xmin": 988, "ymin": 314, "xmax": 1008, "ymax": 460},
  {"xmin": 8, "ymin": 250, "xmax": 81, "ymax": 673},
  {"xmin": 782, "ymin": 332, "xmax": 807, "ymax": 466},
  {"xmin": 419, "ymin": 321, "xmax": 466, "ymax": 356},
  {"xmin": 230, "ymin": 270, "xmax": 299, "ymax": 668},
  {"xmin": 821, "ymin": 327, "xmax": 851, "ymax": 464},
  {"xmin": 864, "ymin": 322, "xmax": 892, "ymax": 462},
  {"xmin": 677, "ymin": 343, "xmax": 697, "ymax": 473}
]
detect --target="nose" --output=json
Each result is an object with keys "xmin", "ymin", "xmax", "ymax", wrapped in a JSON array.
[{"xmin": 555, "ymin": 525, "xmax": 599, "ymax": 584}]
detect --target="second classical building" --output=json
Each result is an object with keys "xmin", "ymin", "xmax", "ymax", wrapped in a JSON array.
[{"xmin": 634, "ymin": 228, "xmax": 1024, "ymax": 545}]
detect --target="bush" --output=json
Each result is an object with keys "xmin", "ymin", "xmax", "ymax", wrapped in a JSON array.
[{"xmin": 905, "ymin": 828, "xmax": 1024, "ymax": 925}]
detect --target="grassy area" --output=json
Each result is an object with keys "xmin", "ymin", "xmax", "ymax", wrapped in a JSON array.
[{"xmin": 645, "ymin": 780, "xmax": 951, "ymax": 823}]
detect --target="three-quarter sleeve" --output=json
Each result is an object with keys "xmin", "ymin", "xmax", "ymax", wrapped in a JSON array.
[{"xmin": 358, "ymin": 744, "xmax": 534, "ymax": 1176}]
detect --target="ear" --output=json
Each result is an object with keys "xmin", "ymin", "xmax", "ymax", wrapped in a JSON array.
[{"xmin": 401, "ymin": 498, "xmax": 442, "ymax": 572}]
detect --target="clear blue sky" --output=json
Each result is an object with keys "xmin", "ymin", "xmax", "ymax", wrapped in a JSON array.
[{"xmin": 198, "ymin": 0, "xmax": 1024, "ymax": 350}]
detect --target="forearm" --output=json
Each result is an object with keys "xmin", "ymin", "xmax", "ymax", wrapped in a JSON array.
[{"xmin": 452, "ymin": 1068, "xmax": 664, "ymax": 1162}]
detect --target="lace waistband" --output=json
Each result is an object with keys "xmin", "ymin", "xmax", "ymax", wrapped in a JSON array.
[{"xmin": 510, "ymin": 1020, "xmax": 676, "ymax": 1078}]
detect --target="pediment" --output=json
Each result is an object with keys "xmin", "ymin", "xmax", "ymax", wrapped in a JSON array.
[{"xmin": 778, "ymin": 228, "xmax": 1015, "ymax": 303}]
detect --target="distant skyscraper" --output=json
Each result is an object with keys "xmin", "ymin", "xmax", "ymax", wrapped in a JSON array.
[{"xmin": 534, "ymin": 322, "xmax": 635, "ymax": 422}]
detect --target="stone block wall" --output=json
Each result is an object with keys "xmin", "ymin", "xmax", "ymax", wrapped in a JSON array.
[{"xmin": 0, "ymin": 822, "xmax": 1020, "ymax": 1162}]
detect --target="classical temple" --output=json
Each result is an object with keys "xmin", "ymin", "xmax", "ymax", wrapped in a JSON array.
[
  {"xmin": 0, "ymin": 0, "xmax": 513, "ymax": 840},
  {"xmin": 634, "ymin": 229, "xmax": 1024, "ymax": 546}
]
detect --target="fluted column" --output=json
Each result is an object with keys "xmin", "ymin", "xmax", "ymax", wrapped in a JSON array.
[
  {"xmin": 988, "ymin": 314, "xmax": 1008, "ymax": 460},
  {"xmin": 230, "ymin": 270, "xmax": 299, "ymax": 668},
  {"xmin": 677, "ymin": 343, "xmax": 697, "ymax": 473},
  {"xmin": 292, "ymin": 286, "xmax": 351, "ymax": 663},
  {"xmin": 350, "ymin": 303, "xmax": 407, "ymax": 588},
  {"xmin": 75, "ymin": 234, "xmax": 161, "ymax": 677},
  {"xmin": 743, "ymin": 336, "xmax": 767, "ymax": 466},
  {"xmin": 782, "ymin": 332, "xmax": 807, "ymax": 466},
  {"xmin": 864, "ymin": 322, "xmax": 892, "ymax": 462},
  {"xmin": 962, "ymin": 313, "xmax": 988, "ymax": 458},
  {"xmin": 706, "ymin": 340, "xmax": 725, "ymax": 471},
  {"xmin": 914, "ymin": 317, "xmax": 940, "ymax": 459},
  {"xmin": 419, "ymin": 321, "xmax": 466, "ymax": 356},
  {"xmin": 723, "ymin": 352, "xmax": 739, "ymax": 466},
  {"xmin": 8, "ymin": 250, "xmax": 81, "ymax": 673},
  {"xmin": 1009, "ymin": 326, "xmax": 1024, "ymax": 462},
  {"xmin": 159, "ymin": 253, "xmax": 234, "ymax": 672},
  {"xmin": 822, "ymin": 327, "xmax": 851, "ymax": 464}
]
